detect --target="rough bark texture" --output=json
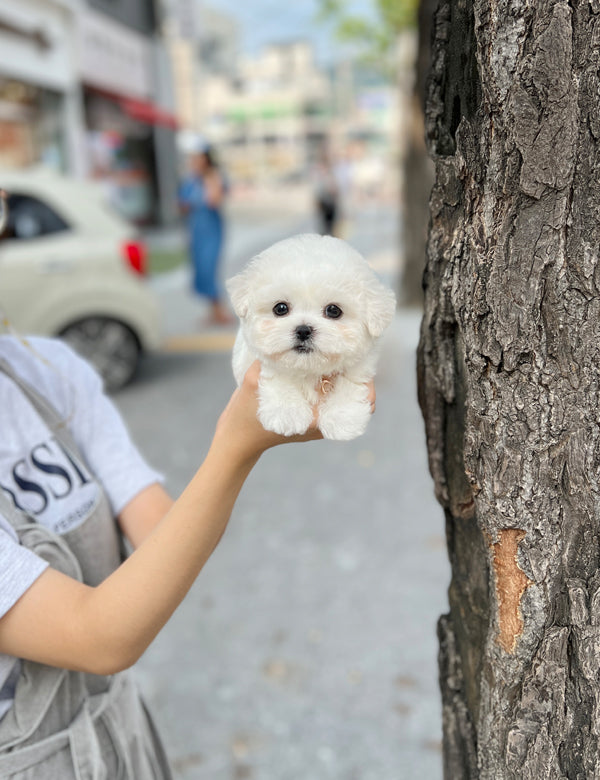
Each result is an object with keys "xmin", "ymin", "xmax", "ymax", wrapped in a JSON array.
[{"xmin": 417, "ymin": 0, "xmax": 600, "ymax": 777}]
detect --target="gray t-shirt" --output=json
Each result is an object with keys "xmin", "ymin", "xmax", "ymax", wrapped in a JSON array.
[{"xmin": 0, "ymin": 336, "xmax": 162, "ymax": 718}]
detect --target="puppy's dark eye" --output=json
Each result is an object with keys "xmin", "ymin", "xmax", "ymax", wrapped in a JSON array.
[
  {"xmin": 273, "ymin": 302, "xmax": 290, "ymax": 316},
  {"xmin": 324, "ymin": 304, "xmax": 343, "ymax": 319}
]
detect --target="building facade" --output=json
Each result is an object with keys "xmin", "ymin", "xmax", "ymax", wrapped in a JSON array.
[
  {"xmin": 0, "ymin": 0, "xmax": 179, "ymax": 225},
  {"xmin": 164, "ymin": 4, "xmax": 398, "ymax": 192},
  {"xmin": 166, "ymin": 14, "xmax": 337, "ymax": 186},
  {"xmin": 78, "ymin": 0, "xmax": 179, "ymax": 224},
  {"xmin": 0, "ymin": 0, "xmax": 84, "ymax": 173}
]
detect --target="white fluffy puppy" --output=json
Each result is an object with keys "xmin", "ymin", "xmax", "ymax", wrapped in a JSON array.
[{"xmin": 226, "ymin": 233, "xmax": 396, "ymax": 440}]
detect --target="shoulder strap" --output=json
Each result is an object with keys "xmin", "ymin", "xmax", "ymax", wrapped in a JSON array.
[
  {"xmin": 0, "ymin": 356, "xmax": 86, "ymax": 471},
  {"xmin": 0, "ymin": 486, "xmax": 29, "ymax": 532},
  {"xmin": 0, "ymin": 358, "xmax": 94, "ymax": 584}
]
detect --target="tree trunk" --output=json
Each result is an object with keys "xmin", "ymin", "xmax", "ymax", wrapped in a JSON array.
[
  {"xmin": 399, "ymin": 0, "xmax": 437, "ymax": 308},
  {"xmin": 417, "ymin": 0, "xmax": 600, "ymax": 777},
  {"xmin": 400, "ymin": 93, "xmax": 435, "ymax": 308}
]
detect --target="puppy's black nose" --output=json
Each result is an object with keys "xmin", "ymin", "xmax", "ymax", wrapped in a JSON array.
[{"xmin": 295, "ymin": 324, "xmax": 313, "ymax": 342}]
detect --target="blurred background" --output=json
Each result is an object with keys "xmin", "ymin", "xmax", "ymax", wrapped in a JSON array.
[
  {"xmin": 0, "ymin": 0, "xmax": 448, "ymax": 777},
  {"xmin": 0, "ymin": 0, "xmax": 410, "ymax": 225}
]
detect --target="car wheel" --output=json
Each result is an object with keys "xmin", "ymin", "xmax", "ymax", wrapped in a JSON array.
[{"xmin": 60, "ymin": 317, "xmax": 141, "ymax": 392}]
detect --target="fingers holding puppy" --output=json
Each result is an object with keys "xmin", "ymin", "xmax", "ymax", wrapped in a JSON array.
[
  {"xmin": 216, "ymin": 363, "xmax": 378, "ymax": 460},
  {"xmin": 366, "ymin": 379, "xmax": 376, "ymax": 414},
  {"xmin": 318, "ymin": 375, "xmax": 376, "ymax": 416},
  {"xmin": 215, "ymin": 362, "xmax": 322, "ymax": 460}
]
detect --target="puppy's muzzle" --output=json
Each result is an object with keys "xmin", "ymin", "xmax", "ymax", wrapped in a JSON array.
[{"xmin": 294, "ymin": 324, "xmax": 314, "ymax": 353}]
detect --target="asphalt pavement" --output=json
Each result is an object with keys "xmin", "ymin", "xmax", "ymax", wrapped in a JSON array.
[{"xmin": 114, "ymin": 196, "xmax": 449, "ymax": 780}]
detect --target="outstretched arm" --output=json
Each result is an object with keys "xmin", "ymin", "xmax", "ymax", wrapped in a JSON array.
[
  {"xmin": 0, "ymin": 364, "xmax": 322, "ymax": 674},
  {"xmin": 0, "ymin": 364, "xmax": 373, "ymax": 675}
]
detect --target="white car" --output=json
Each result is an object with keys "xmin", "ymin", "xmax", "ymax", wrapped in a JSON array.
[{"xmin": 0, "ymin": 168, "xmax": 162, "ymax": 391}]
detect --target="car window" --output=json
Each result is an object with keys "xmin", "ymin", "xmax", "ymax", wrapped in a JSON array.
[{"xmin": 3, "ymin": 194, "xmax": 70, "ymax": 240}]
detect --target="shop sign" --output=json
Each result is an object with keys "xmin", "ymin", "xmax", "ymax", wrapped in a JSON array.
[{"xmin": 78, "ymin": 9, "xmax": 152, "ymax": 100}]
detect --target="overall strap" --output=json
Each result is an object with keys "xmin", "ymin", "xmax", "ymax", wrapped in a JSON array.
[
  {"xmin": 0, "ymin": 451, "xmax": 84, "ymax": 583},
  {"xmin": 0, "ymin": 356, "xmax": 87, "ymax": 473},
  {"xmin": 0, "ymin": 355, "xmax": 122, "ymax": 583},
  {"xmin": 0, "ymin": 484, "xmax": 28, "ymax": 532}
]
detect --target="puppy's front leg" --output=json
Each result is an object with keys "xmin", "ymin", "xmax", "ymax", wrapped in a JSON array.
[
  {"xmin": 258, "ymin": 373, "xmax": 315, "ymax": 436},
  {"xmin": 318, "ymin": 375, "xmax": 371, "ymax": 441}
]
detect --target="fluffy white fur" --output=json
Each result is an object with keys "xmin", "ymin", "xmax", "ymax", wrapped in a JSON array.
[{"xmin": 226, "ymin": 233, "xmax": 396, "ymax": 440}]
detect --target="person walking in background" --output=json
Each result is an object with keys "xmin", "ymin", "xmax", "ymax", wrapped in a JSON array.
[
  {"xmin": 311, "ymin": 148, "xmax": 341, "ymax": 237},
  {"xmin": 178, "ymin": 143, "xmax": 232, "ymax": 326}
]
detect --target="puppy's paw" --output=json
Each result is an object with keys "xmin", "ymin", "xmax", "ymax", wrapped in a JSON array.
[
  {"xmin": 318, "ymin": 398, "xmax": 371, "ymax": 441},
  {"xmin": 259, "ymin": 401, "xmax": 314, "ymax": 436}
]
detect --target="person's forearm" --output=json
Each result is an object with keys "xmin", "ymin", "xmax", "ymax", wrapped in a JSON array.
[
  {"xmin": 0, "ymin": 365, "xmax": 325, "ymax": 674},
  {"xmin": 87, "ymin": 441, "xmax": 258, "ymax": 672}
]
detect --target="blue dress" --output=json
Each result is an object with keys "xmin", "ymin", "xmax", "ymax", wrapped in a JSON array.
[{"xmin": 178, "ymin": 176, "xmax": 224, "ymax": 301}]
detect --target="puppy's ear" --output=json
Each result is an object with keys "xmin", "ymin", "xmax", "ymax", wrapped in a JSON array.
[
  {"xmin": 226, "ymin": 270, "xmax": 251, "ymax": 319},
  {"xmin": 365, "ymin": 281, "xmax": 396, "ymax": 338}
]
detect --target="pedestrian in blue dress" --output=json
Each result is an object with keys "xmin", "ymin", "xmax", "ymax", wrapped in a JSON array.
[{"xmin": 179, "ymin": 146, "xmax": 233, "ymax": 325}]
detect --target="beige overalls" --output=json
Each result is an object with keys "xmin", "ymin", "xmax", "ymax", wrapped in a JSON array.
[{"xmin": 0, "ymin": 358, "xmax": 173, "ymax": 779}]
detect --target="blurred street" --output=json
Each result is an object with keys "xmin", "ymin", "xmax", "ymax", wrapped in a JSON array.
[
  {"xmin": 144, "ymin": 184, "xmax": 401, "ymax": 341},
  {"xmin": 113, "ymin": 195, "xmax": 450, "ymax": 780}
]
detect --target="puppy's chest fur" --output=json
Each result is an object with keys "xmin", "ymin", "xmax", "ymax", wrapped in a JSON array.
[{"xmin": 232, "ymin": 327, "xmax": 378, "ymax": 441}]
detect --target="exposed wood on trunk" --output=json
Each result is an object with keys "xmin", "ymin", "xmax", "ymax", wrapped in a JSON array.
[{"xmin": 491, "ymin": 529, "xmax": 531, "ymax": 654}]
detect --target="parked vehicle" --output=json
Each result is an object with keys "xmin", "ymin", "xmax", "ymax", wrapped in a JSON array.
[{"xmin": 0, "ymin": 168, "xmax": 162, "ymax": 391}]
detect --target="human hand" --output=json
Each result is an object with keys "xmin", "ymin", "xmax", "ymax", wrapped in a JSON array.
[{"xmin": 213, "ymin": 362, "xmax": 376, "ymax": 463}]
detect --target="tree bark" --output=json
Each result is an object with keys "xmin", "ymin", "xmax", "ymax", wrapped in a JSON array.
[
  {"xmin": 399, "ymin": 0, "xmax": 437, "ymax": 308},
  {"xmin": 417, "ymin": 0, "xmax": 600, "ymax": 777},
  {"xmin": 400, "ymin": 93, "xmax": 435, "ymax": 308}
]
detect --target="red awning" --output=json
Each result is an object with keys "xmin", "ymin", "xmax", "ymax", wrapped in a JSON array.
[{"xmin": 119, "ymin": 97, "xmax": 178, "ymax": 130}]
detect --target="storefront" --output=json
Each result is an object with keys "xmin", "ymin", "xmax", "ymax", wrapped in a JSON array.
[
  {"xmin": 0, "ymin": 0, "xmax": 84, "ymax": 175},
  {"xmin": 0, "ymin": 79, "xmax": 67, "ymax": 169},
  {"xmin": 78, "ymin": 8, "xmax": 178, "ymax": 225},
  {"xmin": 0, "ymin": 1, "xmax": 179, "ymax": 225}
]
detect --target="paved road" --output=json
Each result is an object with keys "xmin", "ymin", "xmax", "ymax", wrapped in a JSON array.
[{"xmin": 113, "ymin": 203, "xmax": 449, "ymax": 780}]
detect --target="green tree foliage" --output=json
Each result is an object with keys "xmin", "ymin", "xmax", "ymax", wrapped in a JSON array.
[{"xmin": 317, "ymin": 0, "xmax": 418, "ymax": 64}]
